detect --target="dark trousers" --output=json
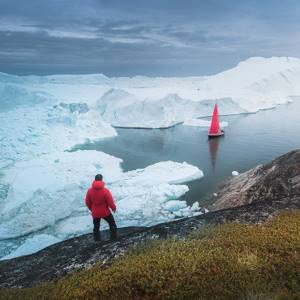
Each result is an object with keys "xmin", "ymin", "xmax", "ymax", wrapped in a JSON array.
[{"xmin": 93, "ymin": 214, "xmax": 117, "ymax": 241}]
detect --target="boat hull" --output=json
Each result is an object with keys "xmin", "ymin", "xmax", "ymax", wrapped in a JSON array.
[{"xmin": 208, "ymin": 130, "xmax": 225, "ymax": 139}]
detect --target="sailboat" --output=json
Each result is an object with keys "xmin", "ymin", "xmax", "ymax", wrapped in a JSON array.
[{"xmin": 208, "ymin": 103, "xmax": 224, "ymax": 138}]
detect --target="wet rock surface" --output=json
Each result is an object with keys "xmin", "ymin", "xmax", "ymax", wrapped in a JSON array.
[{"xmin": 1, "ymin": 150, "xmax": 300, "ymax": 289}]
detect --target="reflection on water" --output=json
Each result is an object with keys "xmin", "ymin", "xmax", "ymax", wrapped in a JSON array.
[
  {"xmin": 208, "ymin": 137, "xmax": 221, "ymax": 173},
  {"xmin": 75, "ymin": 99, "xmax": 300, "ymax": 207}
]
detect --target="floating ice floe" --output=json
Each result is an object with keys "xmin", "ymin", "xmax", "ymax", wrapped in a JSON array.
[
  {"xmin": 0, "ymin": 150, "xmax": 203, "ymax": 259},
  {"xmin": 0, "ymin": 150, "xmax": 122, "ymax": 239},
  {"xmin": 232, "ymin": 171, "xmax": 239, "ymax": 176},
  {"xmin": 183, "ymin": 119, "xmax": 229, "ymax": 127}
]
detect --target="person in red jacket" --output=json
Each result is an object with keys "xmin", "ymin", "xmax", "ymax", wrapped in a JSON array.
[{"xmin": 85, "ymin": 174, "xmax": 117, "ymax": 241}]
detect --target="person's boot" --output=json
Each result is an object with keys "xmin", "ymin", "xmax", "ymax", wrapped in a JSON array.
[
  {"xmin": 110, "ymin": 230, "xmax": 117, "ymax": 241},
  {"xmin": 93, "ymin": 231, "xmax": 101, "ymax": 242}
]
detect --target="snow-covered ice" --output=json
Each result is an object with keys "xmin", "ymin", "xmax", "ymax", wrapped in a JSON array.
[
  {"xmin": 2, "ymin": 234, "xmax": 61, "ymax": 260},
  {"xmin": 0, "ymin": 103, "xmax": 117, "ymax": 169},
  {"xmin": 232, "ymin": 171, "xmax": 239, "ymax": 176},
  {"xmin": 0, "ymin": 150, "xmax": 122, "ymax": 239}
]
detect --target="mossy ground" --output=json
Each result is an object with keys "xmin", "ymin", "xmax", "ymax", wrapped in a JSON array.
[{"xmin": 1, "ymin": 210, "xmax": 299, "ymax": 300}]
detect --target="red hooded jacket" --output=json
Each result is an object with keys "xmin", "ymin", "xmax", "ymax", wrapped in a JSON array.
[{"xmin": 85, "ymin": 180, "xmax": 116, "ymax": 218}]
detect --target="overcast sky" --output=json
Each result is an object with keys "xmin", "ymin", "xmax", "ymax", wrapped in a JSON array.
[{"xmin": 0, "ymin": 0, "xmax": 300, "ymax": 76}]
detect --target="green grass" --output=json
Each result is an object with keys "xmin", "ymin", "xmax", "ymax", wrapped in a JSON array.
[{"xmin": 1, "ymin": 210, "xmax": 299, "ymax": 300}]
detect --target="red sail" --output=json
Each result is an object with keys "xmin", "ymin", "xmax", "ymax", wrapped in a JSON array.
[{"xmin": 209, "ymin": 104, "xmax": 220, "ymax": 134}]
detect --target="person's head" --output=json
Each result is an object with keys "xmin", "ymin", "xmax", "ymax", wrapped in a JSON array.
[{"xmin": 95, "ymin": 174, "xmax": 103, "ymax": 181}]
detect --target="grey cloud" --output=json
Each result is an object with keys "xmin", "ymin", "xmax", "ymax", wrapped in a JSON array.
[{"xmin": 0, "ymin": 0, "xmax": 300, "ymax": 76}]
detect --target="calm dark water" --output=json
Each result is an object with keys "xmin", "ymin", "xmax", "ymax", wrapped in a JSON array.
[{"xmin": 76, "ymin": 100, "xmax": 300, "ymax": 206}]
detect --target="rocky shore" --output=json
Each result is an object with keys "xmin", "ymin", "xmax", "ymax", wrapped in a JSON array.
[
  {"xmin": 211, "ymin": 149, "xmax": 300, "ymax": 209},
  {"xmin": 0, "ymin": 150, "xmax": 299, "ymax": 289}
]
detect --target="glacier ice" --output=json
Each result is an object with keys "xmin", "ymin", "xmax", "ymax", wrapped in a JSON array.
[
  {"xmin": 0, "ymin": 82, "xmax": 51, "ymax": 112},
  {"xmin": 0, "ymin": 104, "xmax": 117, "ymax": 169},
  {"xmin": 2, "ymin": 56, "xmax": 300, "ymax": 133}
]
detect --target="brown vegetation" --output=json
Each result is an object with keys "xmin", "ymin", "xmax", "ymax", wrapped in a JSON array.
[{"xmin": 1, "ymin": 211, "xmax": 299, "ymax": 300}]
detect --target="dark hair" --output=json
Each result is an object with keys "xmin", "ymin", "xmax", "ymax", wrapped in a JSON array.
[{"xmin": 95, "ymin": 174, "xmax": 103, "ymax": 181}]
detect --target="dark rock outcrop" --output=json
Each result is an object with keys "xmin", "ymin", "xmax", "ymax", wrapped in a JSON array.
[
  {"xmin": 211, "ymin": 149, "xmax": 300, "ymax": 210},
  {"xmin": 0, "ymin": 150, "xmax": 300, "ymax": 289}
]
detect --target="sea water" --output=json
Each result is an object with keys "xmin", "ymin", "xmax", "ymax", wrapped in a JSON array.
[{"xmin": 76, "ymin": 99, "xmax": 300, "ymax": 206}]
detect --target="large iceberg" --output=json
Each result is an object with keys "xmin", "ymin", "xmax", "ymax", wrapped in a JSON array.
[
  {"xmin": 94, "ymin": 56, "xmax": 300, "ymax": 128},
  {"xmin": 2, "ymin": 57, "xmax": 300, "ymax": 134},
  {"xmin": 97, "ymin": 90, "xmax": 244, "ymax": 128}
]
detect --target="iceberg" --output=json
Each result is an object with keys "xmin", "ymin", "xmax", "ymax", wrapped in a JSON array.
[
  {"xmin": 0, "ymin": 82, "xmax": 51, "ymax": 112},
  {"xmin": 94, "ymin": 57, "xmax": 300, "ymax": 128},
  {"xmin": 2, "ymin": 57, "xmax": 300, "ymax": 132},
  {"xmin": 162, "ymin": 200, "xmax": 187, "ymax": 212},
  {"xmin": 0, "ymin": 72, "xmax": 116, "ymax": 167},
  {"xmin": 0, "ymin": 102, "xmax": 117, "ymax": 168},
  {"xmin": 97, "ymin": 90, "xmax": 244, "ymax": 128}
]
